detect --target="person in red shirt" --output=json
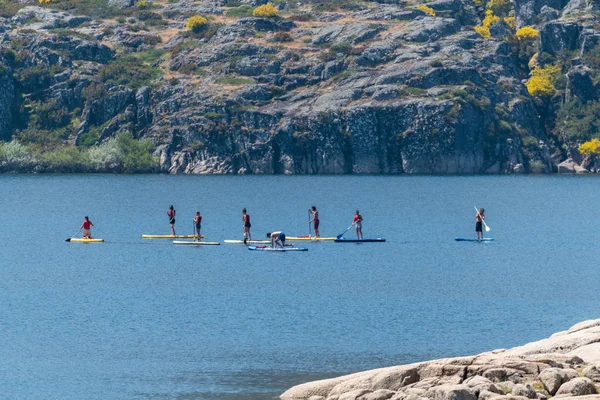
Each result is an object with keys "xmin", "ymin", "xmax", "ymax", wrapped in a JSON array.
[
  {"xmin": 242, "ymin": 208, "xmax": 251, "ymax": 244},
  {"xmin": 193, "ymin": 211, "xmax": 202, "ymax": 242},
  {"xmin": 168, "ymin": 205, "xmax": 176, "ymax": 237},
  {"xmin": 79, "ymin": 216, "xmax": 94, "ymax": 239},
  {"xmin": 353, "ymin": 210, "xmax": 363, "ymax": 240}
]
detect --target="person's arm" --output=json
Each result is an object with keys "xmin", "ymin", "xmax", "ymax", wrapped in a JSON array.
[{"xmin": 90, "ymin": 221, "xmax": 94, "ymax": 227}]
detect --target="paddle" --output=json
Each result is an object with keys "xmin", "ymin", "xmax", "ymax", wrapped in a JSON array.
[
  {"xmin": 308, "ymin": 209, "xmax": 312, "ymax": 237},
  {"xmin": 336, "ymin": 224, "xmax": 354, "ymax": 240},
  {"xmin": 474, "ymin": 206, "xmax": 491, "ymax": 232},
  {"xmin": 65, "ymin": 228, "xmax": 81, "ymax": 242}
]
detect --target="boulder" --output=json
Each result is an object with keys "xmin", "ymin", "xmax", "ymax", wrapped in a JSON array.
[
  {"xmin": 424, "ymin": 384, "xmax": 478, "ymax": 400},
  {"xmin": 557, "ymin": 159, "xmax": 577, "ymax": 174},
  {"xmin": 538, "ymin": 368, "xmax": 576, "ymax": 395},
  {"xmin": 360, "ymin": 389, "xmax": 396, "ymax": 400},
  {"xmin": 403, "ymin": 17, "xmax": 460, "ymax": 42},
  {"xmin": 566, "ymin": 66, "xmax": 596, "ymax": 103},
  {"xmin": 312, "ymin": 23, "xmax": 385, "ymax": 45},
  {"xmin": 582, "ymin": 364, "xmax": 600, "ymax": 382},
  {"xmin": 512, "ymin": 384, "xmax": 537, "ymax": 399},
  {"xmin": 539, "ymin": 22, "xmax": 582, "ymax": 56},
  {"xmin": 555, "ymin": 378, "xmax": 597, "ymax": 397}
]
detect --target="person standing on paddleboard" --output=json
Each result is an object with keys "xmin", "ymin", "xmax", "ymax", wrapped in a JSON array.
[
  {"xmin": 353, "ymin": 210, "xmax": 363, "ymax": 240},
  {"xmin": 80, "ymin": 216, "xmax": 94, "ymax": 239},
  {"xmin": 193, "ymin": 211, "xmax": 202, "ymax": 242},
  {"xmin": 242, "ymin": 208, "xmax": 251, "ymax": 244},
  {"xmin": 168, "ymin": 205, "xmax": 176, "ymax": 237},
  {"xmin": 475, "ymin": 208, "xmax": 485, "ymax": 240},
  {"xmin": 267, "ymin": 231, "xmax": 286, "ymax": 248},
  {"xmin": 309, "ymin": 206, "xmax": 320, "ymax": 238}
]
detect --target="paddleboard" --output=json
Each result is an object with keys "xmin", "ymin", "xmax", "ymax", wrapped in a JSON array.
[
  {"xmin": 334, "ymin": 238, "xmax": 386, "ymax": 243},
  {"xmin": 68, "ymin": 238, "xmax": 104, "ymax": 243},
  {"xmin": 142, "ymin": 235, "xmax": 203, "ymax": 239},
  {"xmin": 173, "ymin": 240, "xmax": 220, "ymax": 246},
  {"xmin": 454, "ymin": 238, "xmax": 494, "ymax": 242},
  {"xmin": 287, "ymin": 236, "xmax": 335, "ymax": 241},
  {"xmin": 224, "ymin": 239, "xmax": 271, "ymax": 244},
  {"xmin": 248, "ymin": 246, "xmax": 308, "ymax": 252}
]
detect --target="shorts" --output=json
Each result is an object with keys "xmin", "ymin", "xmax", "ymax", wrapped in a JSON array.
[
  {"xmin": 278, "ymin": 233, "xmax": 286, "ymax": 242},
  {"xmin": 170, "ymin": 218, "xmax": 176, "ymax": 225},
  {"xmin": 195, "ymin": 224, "xmax": 201, "ymax": 230},
  {"xmin": 245, "ymin": 222, "xmax": 251, "ymax": 228},
  {"xmin": 355, "ymin": 221, "xmax": 362, "ymax": 229},
  {"xmin": 83, "ymin": 229, "xmax": 91, "ymax": 237},
  {"xmin": 475, "ymin": 221, "xmax": 482, "ymax": 232},
  {"xmin": 313, "ymin": 220, "xmax": 320, "ymax": 230}
]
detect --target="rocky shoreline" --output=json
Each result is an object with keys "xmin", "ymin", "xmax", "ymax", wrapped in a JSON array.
[{"xmin": 281, "ymin": 319, "xmax": 600, "ymax": 400}]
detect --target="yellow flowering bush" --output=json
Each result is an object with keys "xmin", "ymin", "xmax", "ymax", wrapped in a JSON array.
[
  {"xmin": 503, "ymin": 16, "xmax": 516, "ymax": 30},
  {"xmin": 39, "ymin": 0, "xmax": 58, "ymax": 3},
  {"xmin": 579, "ymin": 139, "xmax": 600, "ymax": 155},
  {"xmin": 416, "ymin": 5, "xmax": 436, "ymax": 16},
  {"xmin": 526, "ymin": 65, "xmax": 560, "ymax": 98},
  {"xmin": 186, "ymin": 15, "xmax": 208, "ymax": 32},
  {"xmin": 252, "ymin": 3, "xmax": 278, "ymax": 17},
  {"xmin": 516, "ymin": 26, "xmax": 540, "ymax": 41},
  {"xmin": 474, "ymin": 26, "xmax": 491, "ymax": 38},
  {"xmin": 482, "ymin": 9, "xmax": 500, "ymax": 28}
]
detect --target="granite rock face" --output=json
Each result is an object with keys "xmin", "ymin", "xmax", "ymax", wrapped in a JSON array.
[
  {"xmin": 281, "ymin": 320, "xmax": 600, "ymax": 400},
  {"xmin": 1, "ymin": 0, "xmax": 600, "ymax": 173}
]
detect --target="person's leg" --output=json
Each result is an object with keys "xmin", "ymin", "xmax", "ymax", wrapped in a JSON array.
[{"xmin": 171, "ymin": 223, "xmax": 175, "ymax": 236}]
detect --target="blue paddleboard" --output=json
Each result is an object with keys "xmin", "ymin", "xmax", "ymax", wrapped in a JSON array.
[{"xmin": 454, "ymin": 238, "xmax": 494, "ymax": 242}]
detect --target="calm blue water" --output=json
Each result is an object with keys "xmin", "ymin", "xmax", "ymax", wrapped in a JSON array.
[{"xmin": 0, "ymin": 175, "xmax": 599, "ymax": 400}]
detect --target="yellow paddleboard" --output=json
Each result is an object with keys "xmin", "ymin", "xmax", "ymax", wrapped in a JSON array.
[
  {"xmin": 142, "ymin": 235, "xmax": 203, "ymax": 239},
  {"xmin": 69, "ymin": 238, "xmax": 104, "ymax": 243}
]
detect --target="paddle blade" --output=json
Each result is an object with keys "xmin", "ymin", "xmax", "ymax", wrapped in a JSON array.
[
  {"xmin": 485, "ymin": 225, "xmax": 491, "ymax": 232},
  {"xmin": 65, "ymin": 238, "xmax": 71, "ymax": 242}
]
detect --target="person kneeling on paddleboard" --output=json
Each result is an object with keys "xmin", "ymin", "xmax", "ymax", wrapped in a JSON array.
[
  {"xmin": 267, "ymin": 231, "xmax": 285, "ymax": 248},
  {"xmin": 80, "ymin": 216, "xmax": 94, "ymax": 239},
  {"xmin": 193, "ymin": 211, "xmax": 202, "ymax": 242},
  {"xmin": 475, "ymin": 208, "xmax": 485, "ymax": 240}
]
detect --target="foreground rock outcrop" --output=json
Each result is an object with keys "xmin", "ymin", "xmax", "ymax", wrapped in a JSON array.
[{"xmin": 281, "ymin": 319, "xmax": 600, "ymax": 400}]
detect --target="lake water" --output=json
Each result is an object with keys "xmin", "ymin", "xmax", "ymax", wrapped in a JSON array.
[{"xmin": 1, "ymin": 175, "xmax": 599, "ymax": 400}]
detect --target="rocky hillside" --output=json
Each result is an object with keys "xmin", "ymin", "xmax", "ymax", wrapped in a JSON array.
[
  {"xmin": 0, "ymin": 0, "xmax": 599, "ymax": 173},
  {"xmin": 281, "ymin": 319, "xmax": 600, "ymax": 400}
]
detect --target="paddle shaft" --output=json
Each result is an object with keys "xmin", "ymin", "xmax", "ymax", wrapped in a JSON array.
[
  {"xmin": 66, "ymin": 228, "xmax": 82, "ymax": 242},
  {"xmin": 474, "ymin": 206, "xmax": 491, "ymax": 232},
  {"xmin": 336, "ymin": 224, "xmax": 354, "ymax": 240},
  {"xmin": 308, "ymin": 209, "xmax": 312, "ymax": 236}
]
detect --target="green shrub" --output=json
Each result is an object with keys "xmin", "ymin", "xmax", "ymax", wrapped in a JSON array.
[
  {"xmin": 116, "ymin": 132, "xmax": 157, "ymax": 172},
  {"xmin": 226, "ymin": 5, "xmax": 254, "ymax": 17},
  {"xmin": 216, "ymin": 76, "xmax": 254, "ymax": 85},
  {"xmin": 88, "ymin": 137, "xmax": 121, "ymax": 170},
  {"xmin": 0, "ymin": 141, "xmax": 35, "ymax": 167},
  {"xmin": 41, "ymin": 146, "xmax": 90, "ymax": 171},
  {"xmin": 99, "ymin": 53, "xmax": 160, "ymax": 89},
  {"xmin": 272, "ymin": 31, "xmax": 293, "ymax": 42}
]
